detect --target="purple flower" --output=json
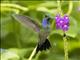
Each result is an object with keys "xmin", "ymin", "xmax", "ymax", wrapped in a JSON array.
[{"xmin": 55, "ymin": 14, "xmax": 70, "ymax": 31}]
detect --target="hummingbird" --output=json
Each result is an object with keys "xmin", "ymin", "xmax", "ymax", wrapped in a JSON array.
[{"xmin": 12, "ymin": 14, "xmax": 51, "ymax": 54}]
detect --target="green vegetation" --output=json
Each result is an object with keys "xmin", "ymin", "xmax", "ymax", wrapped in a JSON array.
[{"xmin": 0, "ymin": 0, "xmax": 80, "ymax": 60}]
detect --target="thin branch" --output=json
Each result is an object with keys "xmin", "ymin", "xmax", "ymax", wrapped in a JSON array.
[
  {"xmin": 57, "ymin": 0, "xmax": 63, "ymax": 16},
  {"xmin": 67, "ymin": 1, "xmax": 73, "ymax": 15},
  {"xmin": 63, "ymin": 33, "xmax": 68, "ymax": 60},
  {"xmin": 1, "ymin": 3, "xmax": 28, "ymax": 11},
  {"xmin": 28, "ymin": 46, "xmax": 37, "ymax": 60}
]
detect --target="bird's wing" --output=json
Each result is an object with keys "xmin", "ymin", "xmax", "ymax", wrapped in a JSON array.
[{"xmin": 12, "ymin": 14, "xmax": 41, "ymax": 32}]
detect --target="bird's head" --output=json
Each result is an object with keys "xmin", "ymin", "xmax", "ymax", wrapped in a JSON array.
[{"xmin": 42, "ymin": 15, "xmax": 52, "ymax": 28}]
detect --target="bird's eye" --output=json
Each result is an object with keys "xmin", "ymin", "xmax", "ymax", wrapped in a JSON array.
[{"xmin": 45, "ymin": 15, "xmax": 51, "ymax": 21}]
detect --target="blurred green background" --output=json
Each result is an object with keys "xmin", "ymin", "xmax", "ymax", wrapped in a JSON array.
[{"xmin": 0, "ymin": 0, "xmax": 80, "ymax": 60}]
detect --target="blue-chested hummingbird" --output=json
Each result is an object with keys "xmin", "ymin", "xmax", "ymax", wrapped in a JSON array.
[{"xmin": 12, "ymin": 14, "xmax": 52, "ymax": 54}]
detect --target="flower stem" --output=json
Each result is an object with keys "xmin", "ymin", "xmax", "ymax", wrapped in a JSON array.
[
  {"xmin": 63, "ymin": 33, "xmax": 68, "ymax": 60},
  {"xmin": 1, "ymin": 3, "xmax": 28, "ymax": 11},
  {"xmin": 28, "ymin": 46, "xmax": 37, "ymax": 60},
  {"xmin": 57, "ymin": 0, "xmax": 63, "ymax": 16},
  {"xmin": 1, "ymin": 3, "xmax": 28, "ymax": 14},
  {"xmin": 67, "ymin": 1, "xmax": 73, "ymax": 16}
]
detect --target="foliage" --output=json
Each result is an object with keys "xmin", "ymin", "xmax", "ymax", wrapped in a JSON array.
[{"xmin": 0, "ymin": 0, "xmax": 80, "ymax": 60}]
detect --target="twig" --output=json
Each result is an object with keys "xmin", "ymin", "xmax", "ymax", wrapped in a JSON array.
[
  {"xmin": 57, "ymin": 0, "xmax": 63, "ymax": 16},
  {"xmin": 63, "ymin": 33, "xmax": 68, "ymax": 60},
  {"xmin": 1, "ymin": 3, "xmax": 28, "ymax": 11},
  {"xmin": 67, "ymin": 1, "xmax": 73, "ymax": 16},
  {"xmin": 28, "ymin": 46, "xmax": 37, "ymax": 60}
]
